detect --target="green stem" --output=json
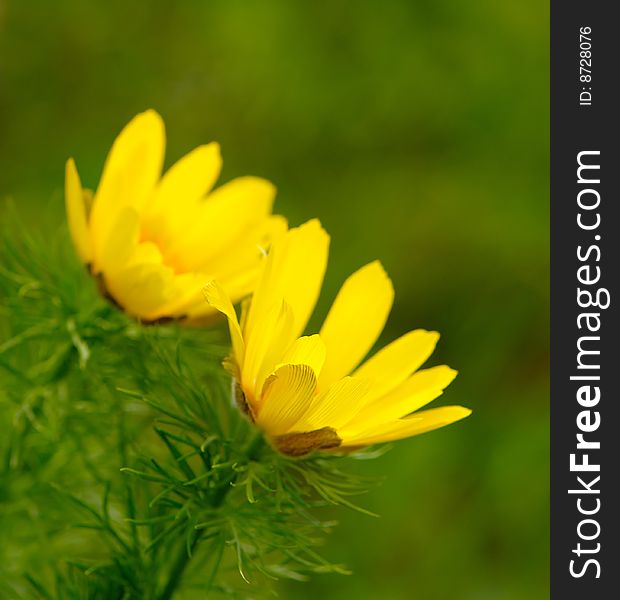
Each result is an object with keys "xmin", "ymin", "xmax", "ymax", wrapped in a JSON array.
[
  {"xmin": 158, "ymin": 530, "xmax": 202, "ymax": 600},
  {"xmin": 243, "ymin": 427, "xmax": 266, "ymax": 462},
  {"xmin": 159, "ymin": 428, "xmax": 265, "ymax": 600},
  {"xmin": 157, "ymin": 429, "xmax": 263, "ymax": 600}
]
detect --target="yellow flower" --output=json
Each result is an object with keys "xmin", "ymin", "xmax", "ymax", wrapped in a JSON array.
[
  {"xmin": 205, "ymin": 220, "xmax": 471, "ymax": 456},
  {"xmin": 65, "ymin": 110, "xmax": 285, "ymax": 322}
]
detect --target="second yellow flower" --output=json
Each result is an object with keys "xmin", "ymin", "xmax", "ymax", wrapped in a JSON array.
[{"xmin": 65, "ymin": 110, "xmax": 285, "ymax": 322}]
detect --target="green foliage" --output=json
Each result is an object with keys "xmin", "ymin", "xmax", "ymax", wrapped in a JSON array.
[{"xmin": 0, "ymin": 213, "xmax": 377, "ymax": 599}]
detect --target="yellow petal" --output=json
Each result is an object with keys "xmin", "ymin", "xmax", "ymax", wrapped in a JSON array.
[
  {"xmin": 64, "ymin": 159, "xmax": 93, "ymax": 263},
  {"xmin": 109, "ymin": 241, "xmax": 208, "ymax": 320},
  {"xmin": 126, "ymin": 241, "xmax": 164, "ymax": 266},
  {"xmin": 256, "ymin": 364, "xmax": 317, "ymax": 436},
  {"xmin": 341, "ymin": 365, "xmax": 458, "ymax": 437},
  {"xmin": 149, "ymin": 143, "xmax": 222, "ymax": 218},
  {"xmin": 181, "ymin": 215, "xmax": 288, "ymax": 322},
  {"xmin": 149, "ymin": 272, "xmax": 210, "ymax": 320},
  {"xmin": 318, "ymin": 261, "xmax": 394, "ymax": 390},
  {"xmin": 292, "ymin": 376, "xmax": 370, "ymax": 432},
  {"xmin": 99, "ymin": 207, "xmax": 140, "ymax": 273},
  {"xmin": 185, "ymin": 287, "xmax": 244, "ymax": 322},
  {"xmin": 104, "ymin": 261, "xmax": 175, "ymax": 319},
  {"xmin": 141, "ymin": 143, "xmax": 223, "ymax": 251},
  {"xmin": 353, "ymin": 329, "xmax": 440, "ymax": 401},
  {"xmin": 164, "ymin": 176, "xmax": 276, "ymax": 273},
  {"xmin": 340, "ymin": 405, "xmax": 472, "ymax": 447},
  {"xmin": 204, "ymin": 280, "xmax": 245, "ymax": 368},
  {"xmin": 206, "ymin": 214, "xmax": 288, "ymax": 282},
  {"xmin": 239, "ymin": 296, "xmax": 251, "ymax": 332},
  {"xmin": 89, "ymin": 110, "xmax": 165, "ymax": 271},
  {"xmin": 102, "ymin": 239, "xmax": 182, "ymax": 319},
  {"xmin": 244, "ymin": 219, "xmax": 329, "ymax": 344},
  {"xmin": 279, "ymin": 335, "xmax": 326, "ymax": 378},
  {"xmin": 243, "ymin": 300, "xmax": 295, "ymax": 402}
]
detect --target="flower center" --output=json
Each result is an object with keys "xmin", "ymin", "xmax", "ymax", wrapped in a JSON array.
[{"xmin": 139, "ymin": 226, "xmax": 189, "ymax": 275}]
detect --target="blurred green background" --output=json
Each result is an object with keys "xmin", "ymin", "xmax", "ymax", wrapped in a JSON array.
[{"xmin": 0, "ymin": 1, "xmax": 548, "ymax": 598}]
